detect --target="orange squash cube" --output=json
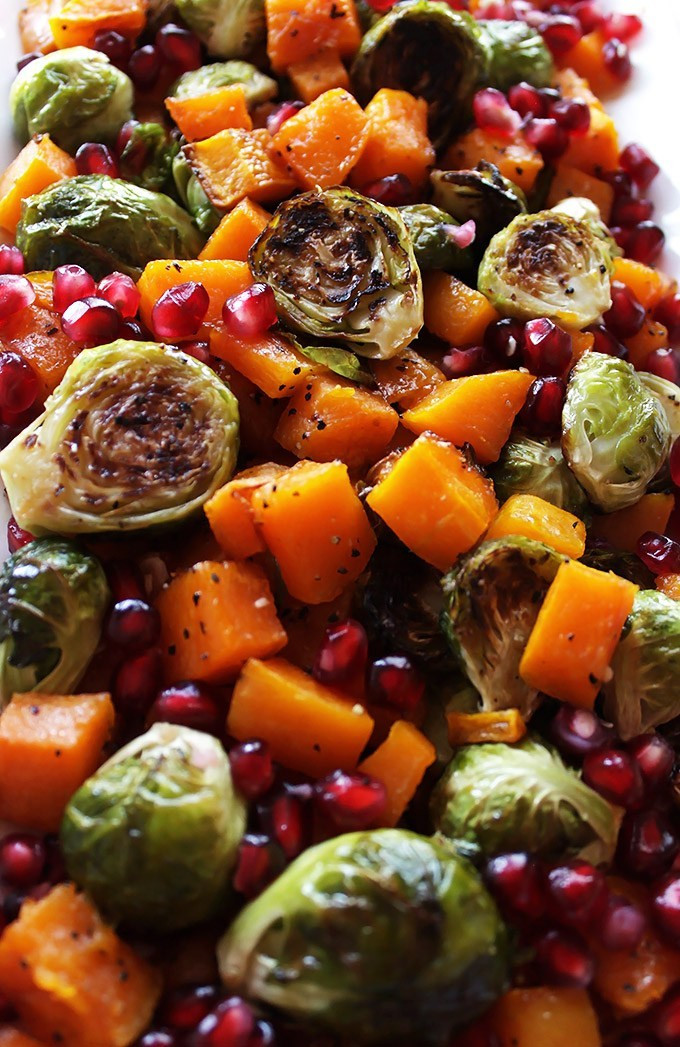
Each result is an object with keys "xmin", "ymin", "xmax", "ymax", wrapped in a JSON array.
[
  {"xmin": 49, "ymin": 0, "xmax": 146, "ymax": 48},
  {"xmin": 442, "ymin": 128, "xmax": 544, "ymax": 194},
  {"xmin": 270, "ymin": 88, "xmax": 369, "ymax": 189},
  {"xmin": 265, "ymin": 0, "xmax": 361, "ymax": 72},
  {"xmin": 557, "ymin": 30, "xmax": 625, "ymax": 97},
  {"xmin": 210, "ymin": 327, "xmax": 313, "ymax": 398},
  {"xmin": 287, "ymin": 48, "xmax": 350, "ymax": 103},
  {"xmin": 446, "ymin": 709, "xmax": 527, "ymax": 746},
  {"xmin": 185, "ymin": 129, "xmax": 297, "ymax": 211},
  {"xmin": 487, "ymin": 988, "xmax": 601, "ymax": 1047},
  {"xmin": 657, "ymin": 575, "xmax": 680, "ymax": 601},
  {"xmin": 590, "ymin": 493, "xmax": 674, "ymax": 554},
  {"xmin": 165, "ymin": 85, "xmax": 252, "ymax": 142},
  {"xmin": 1, "ymin": 271, "xmax": 80, "ymax": 397},
  {"xmin": 137, "ymin": 258, "xmax": 252, "ymax": 336},
  {"xmin": 350, "ymin": 89, "xmax": 435, "ymax": 191},
  {"xmin": 560, "ymin": 104, "xmax": 619, "ymax": 176},
  {"xmin": 485, "ymin": 493, "xmax": 587, "ymax": 559},
  {"xmin": 546, "ymin": 163, "xmax": 614, "ymax": 222},
  {"xmin": 0, "ymin": 135, "xmax": 76, "ymax": 234},
  {"xmin": 199, "ymin": 198, "xmax": 270, "ymax": 262},
  {"xmin": 423, "ymin": 271, "xmax": 499, "ymax": 347},
  {"xmin": 372, "ymin": 349, "xmax": 446, "ymax": 409},
  {"xmin": 204, "ymin": 463, "xmax": 287, "ymax": 560},
  {"xmin": 19, "ymin": 0, "xmax": 59, "ymax": 54},
  {"xmin": 626, "ymin": 320, "xmax": 669, "ymax": 369},
  {"xmin": 358, "ymin": 720, "xmax": 435, "ymax": 826},
  {"xmin": 613, "ymin": 257, "xmax": 676, "ymax": 311}
]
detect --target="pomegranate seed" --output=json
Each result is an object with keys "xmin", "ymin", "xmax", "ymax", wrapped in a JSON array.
[
  {"xmin": 611, "ymin": 225, "xmax": 632, "ymax": 253},
  {"xmin": 222, "ymin": 283, "xmax": 276, "ymax": 338},
  {"xmin": 484, "ymin": 317, "xmax": 524, "ymax": 365},
  {"xmin": 541, "ymin": 14, "xmax": 582, "ymax": 53},
  {"xmin": 583, "ymin": 748, "xmax": 644, "ymax": 808},
  {"xmin": 153, "ymin": 282, "xmax": 210, "ymax": 340},
  {"xmin": 0, "ymin": 275, "xmax": 35, "ymax": 324},
  {"xmin": 611, "ymin": 196, "xmax": 654, "ymax": 229},
  {"xmin": 113, "ymin": 648, "xmax": 163, "ymax": 717},
  {"xmin": 638, "ymin": 532, "xmax": 680, "ymax": 576},
  {"xmin": 655, "ymin": 295, "xmax": 680, "ymax": 344},
  {"xmin": 182, "ymin": 340, "xmax": 211, "ymax": 363},
  {"xmin": 16, "ymin": 52, "xmax": 41, "ymax": 72},
  {"xmin": 262, "ymin": 793, "xmax": 306, "ymax": 860},
  {"xmin": 603, "ymin": 12, "xmax": 642, "ymax": 42},
  {"xmin": 549, "ymin": 97, "xmax": 590, "ymax": 135},
  {"xmin": 75, "ymin": 142, "xmax": 119, "ymax": 178},
  {"xmin": 266, "ymin": 100, "xmax": 306, "ymax": 136},
  {"xmin": 618, "ymin": 810, "xmax": 679, "ymax": 878},
  {"xmin": 520, "ymin": 376, "xmax": 566, "ymax": 437},
  {"xmin": 476, "ymin": 1, "xmax": 514, "ymax": 16},
  {"xmin": 93, "ymin": 29, "xmax": 132, "ymax": 65},
  {"xmin": 162, "ymin": 985, "xmax": 218, "ymax": 1030},
  {"xmin": 522, "ymin": 317, "xmax": 572, "ymax": 375},
  {"xmin": 52, "ymin": 264, "xmax": 96, "ymax": 312},
  {"xmin": 61, "ymin": 296, "xmax": 121, "ymax": 347},
  {"xmin": 0, "ymin": 351, "xmax": 39, "ymax": 413},
  {"xmin": 524, "ymin": 117, "xmax": 569, "ymax": 160},
  {"xmin": 628, "ymin": 734, "xmax": 675, "ymax": 793},
  {"xmin": 128, "ymin": 44, "xmax": 162, "ymax": 90},
  {"xmin": 508, "ymin": 81, "xmax": 547, "ymax": 118},
  {"xmin": 97, "ymin": 272, "xmax": 140, "ymax": 318},
  {"xmin": 369, "ymin": 653, "xmax": 425, "ymax": 712},
  {"xmin": 120, "ymin": 319, "xmax": 146, "ymax": 341},
  {"xmin": 651, "ymin": 986, "xmax": 680, "ymax": 1046},
  {"xmin": 192, "ymin": 997, "xmax": 255, "ymax": 1047},
  {"xmin": 535, "ymin": 928, "xmax": 594, "ymax": 987},
  {"xmin": 315, "ymin": 770, "xmax": 387, "ymax": 830},
  {"xmin": 116, "ymin": 120, "xmax": 148, "ymax": 171},
  {"xmin": 473, "ymin": 88, "xmax": 521, "ymax": 137},
  {"xmin": 441, "ymin": 345, "xmax": 488, "ymax": 378},
  {"xmin": 229, "ymin": 740, "xmax": 275, "ymax": 800},
  {"xmin": 587, "ymin": 322, "xmax": 628, "ymax": 359},
  {"xmin": 626, "ymin": 222, "xmax": 666, "ymax": 266},
  {"xmin": 645, "ymin": 349, "xmax": 679, "ymax": 384},
  {"xmin": 484, "ymin": 852, "xmax": 545, "ymax": 918},
  {"xmin": 147, "ymin": 682, "xmax": 222, "ymax": 735},
  {"xmin": 603, "ymin": 37, "xmax": 632, "ymax": 82},
  {"xmin": 360, "ymin": 171, "xmax": 416, "ymax": 206},
  {"xmin": 137, "ymin": 1033, "xmax": 178, "ymax": 1047},
  {"xmin": 571, "ymin": 0, "xmax": 604, "ymax": 32},
  {"xmin": 653, "ymin": 875, "xmax": 680, "ymax": 944},
  {"xmin": 604, "ymin": 282, "xmax": 646, "ymax": 339},
  {"xmin": 445, "ymin": 219, "xmax": 476, "ymax": 249},
  {"xmin": 0, "ymin": 834, "xmax": 46, "ymax": 887},
  {"xmin": 0, "ymin": 245, "xmax": 25, "ymax": 276},
  {"xmin": 620, "ymin": 143, "xmax": 660, "ymax": 191},
  {"xmin": 549, "ymin": 706, "xmax": 614, "ymax": 758},
  {"xmin": 545, "ymin": 860, "xmax": 606, "ymax": 921},
  {"xmin": 233, "ymin": 834, "xmax": 283, "ymax": 898},
  {"xmin": 598, "ymin": 892, "xmax": 647, "ymax": 950},
  {"xmin": 106, "ymin": 559, "xmax": 145, "ymax": 602},
  {"xmin": 107, "ymin": 598, "xmax": 160, "ymax": 649},
  {"xmin": 7, "ymin": 517, "xmax": 34, "ymax": 554},
  {"xmin": 156, "ymin": 24, "xmax": 202, "ymax": 71},
  {"xmin": 313, "ymin": 619, "xmax": 368, "ymax": 686}
]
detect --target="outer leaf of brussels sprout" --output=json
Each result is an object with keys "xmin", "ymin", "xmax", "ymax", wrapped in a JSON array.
[
  {"xmin": 581, "ymin": 538, "xmax": 655, "ymax": 589},
  {"xmin": 0, "ymin": 538, "xmax": 109, "ymax": 710},
  {"xmin": 562, "ymin": 352, "xmax": 671, "ymax": 513},
  {"xmin": 176, "ymin": 0, "xmax": 266, "ymax": 57},
  {"xmin": 217, "ymin": 829, "xmax": 508, "ymax": 1043},
  {"xmin": 250, "ymin": 187, "xmax": 423, "ymax": 360},
  {"xmin": 491, "ymin": 436, "xmax": 590, "ymax": 517},
  {"xmin": 431, "ymin": 737, "xmax": 621, "ymax": 865},
  {"xmin": 119, "ymin": 122, "xmax": 180, "ymax": 193},
  {"xmin": 351, "ymin": 1, "xmax": 488, "ymax": 149},
  {"xmin": 0, "ymin": 340, "xmax": 239, "ymax": 535},
  {"xmin": 477, "ymin": 19, "xmax": 554, "ymax": 93},
  {"xmin": 15, "ymin": 175, "xmax": 205, "ymax": 279},
  {"xmin": 172, "ymin": 151, "xmax": 222, "ymax": 234},
  {"xmin": 431, "ymin": 163, "xmax": 527, "ymax": 258},
  {"xmin": 638, "ymin": 371, "xmax": 680, "ymax": 440},
  {"xmin": 478, "ymin": 210, "xmax": 613, "ymax": 329},
  {"xmin": 550, "ymin": 196, "xmax": 623, "ymax": 259},
  {"xmin": 171, "ymin": 61, "xmax": 277, "ymax": 105},
  {"xmin": 441, "ymin": 536, "xmax": 566, "ymax": 720},
  {"xmin": 10, "ymin": 47, "xmax": 133, "ymax": 153},
  {"xmin": 604, "ymin": 591, "xmax": 680, "ymax": 740},
  {"xmin": 61, "ymin": 723, "xmax": 246, "ymax": 931},
  {"xmin": 293, "ymin": 344, "xmax": 373, "ymax": 384},
  {"xmin": 399, "ymin": 203, "xmax": 475, "ymax": 271}
]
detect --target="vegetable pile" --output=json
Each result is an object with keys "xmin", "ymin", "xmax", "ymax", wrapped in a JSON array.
[{"xmin": 0, "ymin": 0, "xmax": 678, "ymax": 1044}]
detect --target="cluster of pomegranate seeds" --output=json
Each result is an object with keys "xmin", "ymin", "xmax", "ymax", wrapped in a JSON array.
[
  {"xmin": 315, "ymin": 770, "xmax": 387, "ymax": 830},
  {"xmin": 75, "ymin": 142, "xmax": 119, "ymax": 178},
  {"xmin": 0, "ymin": 245, "xmax": 24, "ymax": 276},
  {"xmin": 6, "ymin": 516, "xmax": 34, "ymax": 554},
  {"xmin": 266, "ymin": 100, "xmax": 305, "ymax": 136},
  {"xmin": 153, "ymin": 281, "xmax": 210, "ymax": 340},
  {"xmin": 230, "ymin": 740, "xmax": 276, "ymax": 800},
  {"xmin": 147, "ymin": 681, "xmax": 222, "ymax": 735},
  {"xmin": 95, "ymin": 19, "xmax": 202, "ymax": 93},
  {"xmin": 222, "ymin": 284, "xmax": 277, "ymax": 339},
  {"xmin": 473, "ymin": 88, "xmax": 522, "ymax": 137},
  {"xmin": 313, "ymin": 619, "xmax": 368, "ymax": 686},
  {"xmin": 442, "ymin": 344, "xmax": 488, "ymax": 378},
  {"xmin": 519, "ymin": 376, "xmax": 566, "ymax": 437}
]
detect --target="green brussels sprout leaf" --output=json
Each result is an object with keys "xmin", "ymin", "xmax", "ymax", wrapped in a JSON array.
[
  {"xmin": 119, "ymin": 121, "xmax": 180, "ymax": 193},
  {"xmin": 172, "ymin": 150, "xmax": 222, "ymax": 234},
  {"xmin": 293, "ymin": 343, "xmax": 373, "ymax": 384},
  {"xmin": 171, "ymin": 61, "xmax": 277, "ymax": 105},
  {"xmin": 491, "ymin": 435, "xmax": 590, "ymax": 517}
]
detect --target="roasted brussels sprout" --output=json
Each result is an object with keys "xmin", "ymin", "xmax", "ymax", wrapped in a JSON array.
[
  {"xmin": 581, "ymin": 537, "xmax": 655, "ymax": 589},
  {"xmin": 399, "ymin": 203, "xmax": 475, "ymax": 271},
  {"xmin": 562, "ymin": 352, "xmax": 671, "ymax": 513},
  {"xmin": 0, "ymin": 340, "xmax": 239, "ymax": 535},
  {"xmin": 10, "ymin": 47, "xmax": 133, "ymax": 153},
  {"xmin": 491, "ymin": 435, "xmax": 590, "ymax": 517},
  {"xmin": 441, "ymin": 537, "xmax": 565, "ymax": 721},
  {"xmin": 550, "ymin": 195, "xmax": 622, "ymax": 259},
  {"xmin": 639, "ymin": 370, "xmax": 680, "ymax": 440},
  {"xmin": 218, "ymin": 829, "xmax": 508, "ymax": 1043},
  {"xmin": 351, "ymin": 1, "xmax": 488, "ymax": 149},
  {"xmin": 0, "ymin": 538, "xmax": 108, "ymax": 710},
  {"xmin": 431, "ymin": 163, "xmax": 527, "ymax": 257},
  {"xmin": 250, "ymin": 187, "xmax": 423, "ymax": 360},
  {"xmin": 478, "ymin": 210, "xmax": 613, "ymax": 329},
  {"xmin": 604, "ymin": 591, "xmax": 680, "ymax": 740},
  {"xmin": 175, "ymin": 0, "xmax": 266, "ymax": 57},
  {"xmin": 431, "ymin": 737, "xmax": 621, "ymax": 865},
  {"xmin": 171, "ymin": 60, "xmax": 277, "ymax": 105},
  {"xmin": 477, "ymin": 19, "xmax": 553, "ymax": 93},
  {"xmin": 61, "ymin": 723, "xmax": 246, "ymax": 931},
  {"xmin": 172, "ymin": 151, "xmax": 221, "ymax": 234},
  {"xmin": 118, "ymin": 121, "xmax": 180, "ymax": 193},
  {"xmin": 15, "ymin": 175, "xmax": 205, "ymax": 280}
]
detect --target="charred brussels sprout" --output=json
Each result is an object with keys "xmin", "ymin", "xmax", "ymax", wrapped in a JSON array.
[
  {"xmin": 581, "ymin": 538, "xmax": 655, "ymax": 589},
  {"xmin": 399, "ymin": 203, "xmax": 475, "ymax": 271},
  {"xmin": 478, "ymin": 210, "xmax": 613, "ymax": 329},
  {"xmin": 491, "ymin": 436, "xmax": 589, "ymax": 517},
  {"xmin": 431, "ymin": 163, "xmax": 527, "ymax": 257},
  {"xmin": 604, "ymin": 591, "xmax": 680, "ymax": 740},
  {"xmin": 10, "ymin": 47, "xmax": 132, "ymax": 153},
  {"xmin": 0, "ymin": 340, "xmax": 239, "ymax": 535},
  {"xmin": 562, "ymin": 352, "xmax": 671, "ymax": 513},
  {"xmin": 0, "ymin": 538, "xmax": 108, "ymax": 710},
  {"xmin": 250, "ymin": 187, "xmax": 423, "ymax": 360},
  {"xmin": 15, "ymin": 175, "xmax": 205, "ymax": 280},
  {"xmin": 431, "ymin": 738, "xmax": 620, "ymax": 865},
  {"xmin": 171, "ymin": 61, "xmax": 277, "ymax": 105},
  {"xmin": 175, "ymin": 0, "xmax": 266, "ymax": 57},
  {"xmin": 217, "ymin": 829, "xmax": 508, "ymax": 1044},
  {"xmin": 351, "ymin": 1, "xmax": 488, "ymax": 149},
  {"xmin": 172, "ymin": 151, "xmax": 221, "ymax": 234},
  {"xmin": 478, "ymin": 19, "xmax": 553, "ymax": 93},
  {"xmin": 61, "ymin": 723, "xmax": 246, "ymax": 931},
  {"xmin": 118, "ymin": 122, "xmax": 179, "ymax": 193}
]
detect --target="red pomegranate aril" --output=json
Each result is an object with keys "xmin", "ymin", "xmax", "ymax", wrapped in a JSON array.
[
  {"xmin": 652, "ymin": 875, "xmax": 680, "ymax": 944},
  {"xmin": 534, "ymin": 928, "xmax": 594, "ymax": 987},
  {"xmin": 473, "ymin": 88, "xmax": 521, "ymax": 137},
  {"xmin": 156, "ymin": 24, "xmax": 202, "ymax": 71},
  {"xmin": 369, "ymin": 653, "xmax": 425, "ymax": 712},
  {"xmin": 230, "ymin": 740, "xmax": 275, "ymax": 800},
  {"xmin": 638, "ymin": 532, "xmax": 680, "ymax": 576},
  {"xmin": 626, "ymin": 222, "xmax": 666, "ymax": 266},
  {"xmin": 583, "ymin": 748, "xmax": 644, "ymax": 808},
  {"xmin": 266, "ymin": 100, "xmax": 305, "ymax": 136},
  {"xmin": 128, "ymin": 44, "xmax": 162, "ymax": 90},
  {"xmin": 645, "ymin": 349, "xmax": 679, "ymax": 384},
  {"xmin": 61, "ymin": 295, "xmax": 121, "ymax": 347},
  {"xmin": 52, "ymin": 264, "xmax": 96, "ymax": 312},
  {"xmin": 549, "ymin": 706, "xmax": 614, "ymax": 758},
  {"xmin": 586, "ymin": 322, "xmax": 627, "ymax": 359},
  {"xmin": 524, "ymin": 117, "xmax": 568, "ymax": 160},
  {"xmin": 571, "ymin": 0, "xmax": 604, "ymax": 33},
  {"xmin": 7, "ymin": 516, "xmax": 34, "ymax": 554},
  {"xmin": 520, "ymin": 376, "xmax": 566, "ymax": 437},
  {"xmin": 0, "ymin": 275, "xmax": 35, "ymax": 324},
  {"xmin": 620, "ymin": 143, "xmax": 661, "ymax": 191},
  {"xmin": 598, "ymin": 892, "xmax": 647, "ymax": 951},
  {"xmin": 361, "ymin": 173, "xmax": 415, "ymax": 206},
  {"xmin": 618, "ymin": 809, "xmax": 679, "ymax": 878},
  {"xmin": 628, "ymin": 734, "xmax": 675, "ymax": 793},
  {"xmin": 508, "ymin": 81, "xmax": 546, "ymax": 117},
  {"xmin": 655, "ymin": 295, "xmax": 680, "ymax": 344},
  {"xmin": 182, "ymin": 340, "xmax": 211, "ymax": 363},
  {"xmin": 313, "ymin": 618, "xmax": 368, "ymax": 686},
  {"xmin": 611, "ymin": 195, "xmax": 655, "ymax": 229},
  {"xmin": 651, "ymin": 986, "xmax": 680, "ymax": 1046},
  {"xmin": 484, "ymin": 317, "xmax": 524, "ymax": 365},
  {"xmin": 113, "ymin": 648, "xmax": 163, "ymax": 717},
  {"xmin": 315, "ymin": 770, "xmax": 387, "ymax": 830},
  {"xmin": 540, "ymin": 14, "xmax": 583, "ymax": 54},
  {"xmin": 604, "ymin": 281, "xmax": 646, "ymax": 339},
  {"xmin": 545, "ymin": 860, "xmax": 606, "ymax": 922},
  {"xmin": 153, "ymin": 281, "xmax": 210, "ymax": 340},
  {"xmin": 108, "ymin": 599, "xmax": 160, "ymax": 650},
  {"xmin": 602, "ymin": 37, "xmax": 632, "ymax": 82},
  {"xmin": 0, "ymin": 351, "xmax": 39, "ymax": 413},
  {"xmin": 476, "ymin": 1, "xmax": 514, "ymax": 17},
  {"xmin": 75, "ymin": 142, "xmax": 119, "ymax": 178},
  {"xmin": 550, "ymin": 97, "xmax": 590, "ymax": 135},
  {"xmin": 192, "ymin": 997, "xmax": 255, "ymax": 1047},
  {"xmin": 94, "ymin": 29, "xmax": 132, "ymax": 65},
  {"xmin": 233, "ymin": 835, "xmax": 283, "ymax": 898},
  {"xmin": 162, "ymin": 984, "xmax": 219, "ymax": 1030},
  {"xmin": 222, "ymin": 283, "xmax": 277, "ymax": 338},
  {"xmin": 120, "ymin": 319, "xmax": 146, "ymax": 341},
  {"xmin": 603, "ymin": 12, "xmax": 642, "ymax": 42},
  {"xmin": 484, "ymin": 852, "xmax": 545, "ymax": 918},
  {"xmin": 611, "ymin": 225, "xmax": 632, "ymax": 253},
  {"xmin": 0, "ymin": 245, "xmax": 25, "ymax": 276},
  {"xmin": 441, "ymin": 345, "xmax": 488, "ymax": 378},
  {"xmin": 0, "ymin": 834, "xmax": 46, "ymax": 888},
  {"xmin": 522, "ymin": 317, "xmax": 572, "ymax": 376},
  {"xmin": 97, "ymin": 272, "xmax": 141, "ymax": 318},
  {"xmin": 106, "ymin": 559, "xmax": 145, "ymax": 602},
  {"xmin": 116, "ymin": 119, "xmax": 147, "ymax": 170},
  {"xmin": 147, "ymin": 682, "xmax": 222, "ymax": 735},
  {"xmin": 267, "ymin": 793, "xmax": 306, "ymax": 860}
]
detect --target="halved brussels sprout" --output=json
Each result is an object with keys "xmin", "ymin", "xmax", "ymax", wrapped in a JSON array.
[
  {"xmin": 431, "ymin": 163, "xmax": 527, "ymax": 258},
  {"xmin": 351, "ymin": 1, "xmax": 488, "ymax": 149},
  {"xmin": 399, "ymin": 203, "xmax": 476, "ymax": 271},
  {"xmin": 478, "ymin": 210, "xmax": 613, "ymax": 329},
  {"xmin": 478, "ymin": 19, "xmax": 554, "ymax": 93},
  {"xmin": 0, "ymin": 340, "xmax": 239, "ymax": 535},
  {"xmin": 431, "ymin": 737, "xmax": 621, "ymax": 865},
  {"xmin": 171, "ymin": 61, "xmax": 277, "ymax": 105},
  {"xmin": 0, "ymin": 538, "xmax": 109, "ymax": 710},
  {"xmin": 491, "ymin": 435, "xmax": 590, "ymax": 517},
  {"xmin": 175, "ymin": 0, "xmax": 266, "ymax": 57},
  {"xmin": 61, "ymin": 723, "xmax": 246, "ymax": 931},
  {"xmin": 581, "ymin": 537, "xmax": 655, "ymax": 590},
  {"xmin": 639, "ymin": 370, "xmax": 680, "ymax": 440},
  {"xmin": 604, "ymin": 591, "xmax": 680, "ymax": 740},
  {"xmin": 15, "ymin": 175, "xmax": 205, "ymax": 280},
  {"xmin": 550, "ymin": 196, "xmax": 622, "ymax": 259},
  {"xmin": 441, "ymin": 537, "xmax": 565, "ymax": 721},
  {"xmin": 562, "ymin": 352, "xmax": 671, "ymax": 513},
  {"xmin": 172, "ymin": 151, "xmax": 221, "ymax": 234},
  {"xmin": 250, "ymin": 187, "xmax": 423, "ymax": 360},
  {"xmin": 10, "ymin": 47, "xmax": 133, "ymax": 153},
  {"xmin": 218, "ymin": 829, "xmax": 509, "ymax": 1043},
  {"xmin": 118, "ymin": 122, "xmax": 180, "ymax": 193}
]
